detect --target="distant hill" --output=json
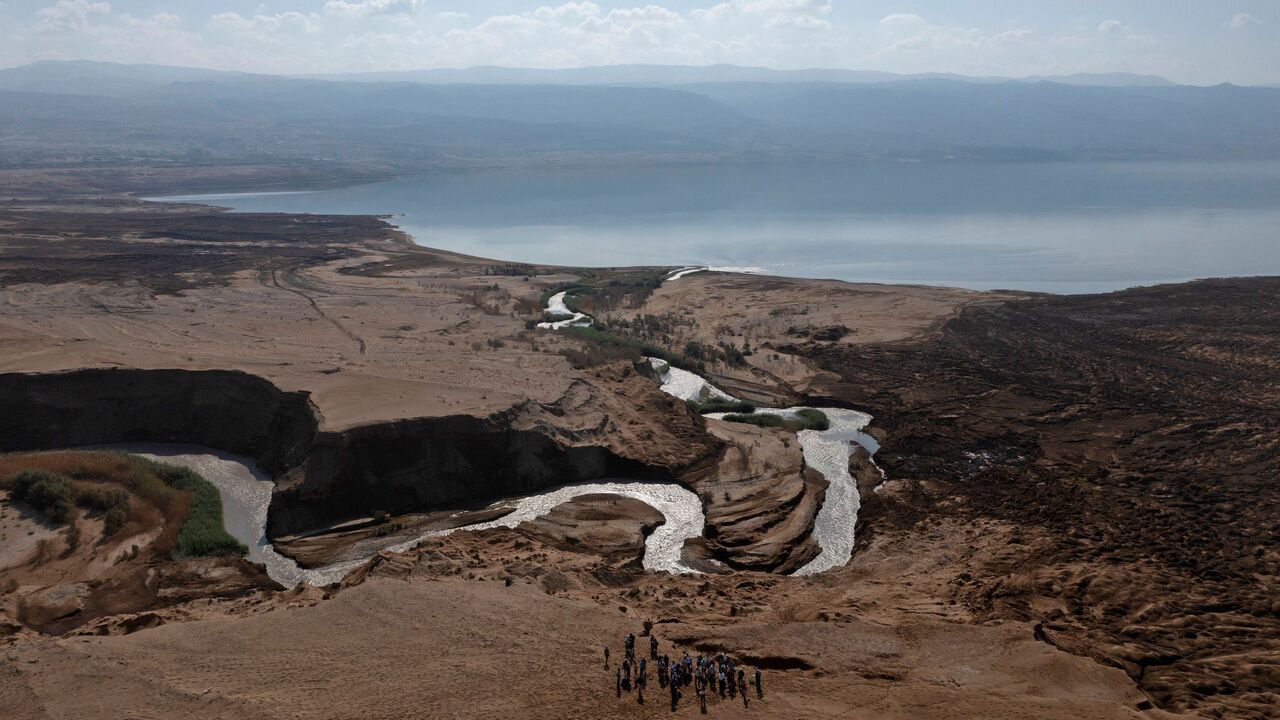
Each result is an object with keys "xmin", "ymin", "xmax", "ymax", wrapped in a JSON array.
[
  {"xmin": 0, "ymin": 60, "xmax": 248, "ymax": 96},
  {"xmin": 302, "ymin": 64, "xmax": 1176, "ymax": 88},
  {"xmin": 0, "ymin": 60, "xmax": 1178, "ymax": 92},
  {"xmin": 0, "ymin": 61, "xmax": 1275, "ymax": 169}
]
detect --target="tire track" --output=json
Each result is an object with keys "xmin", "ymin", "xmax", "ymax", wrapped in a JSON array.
[{"xmin": 269, "ymin": 265, "xmax": 366, "ymax": 355}]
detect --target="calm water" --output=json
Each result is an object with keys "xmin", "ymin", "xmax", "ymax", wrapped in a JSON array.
[{"xmin": 157, "ymin": 161, "xmax": 1280, "ymax": 293}]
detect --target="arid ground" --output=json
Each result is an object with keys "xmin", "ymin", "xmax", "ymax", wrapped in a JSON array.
[{"xmin": 0, "ymin": 166, "xmax": 1275, "ymax": 719}]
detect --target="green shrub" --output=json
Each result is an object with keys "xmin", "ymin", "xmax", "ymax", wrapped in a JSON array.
[
  {"xmin": 9, "ymin": 470, "xmax": 73, "ymax": 523},
  {"xmin": 75, "ymin": 486, "xmax": 129, "ymax": 513},
  {"xmin": 795, "ymin": 408, "xmax": 830, "ymax": 431},
  {"xmin": 144, "ymin": 461, "xmax": 247, "ymax": 558},
  {"xmin": 687, "ymin": 398, "xmax": 756, "ymax": 415},
  {"xmin": 562, "ymin": 326, "xmax": 705, "ymax": 373},
  {"xmin": 103, "ymin": 507, "xmax": 126, "ymax": 536},
  {"xmin": 723, "ymin": 412, "xmax": 786, "ymax": 429},
  {"xmin": 722, "ymin": 409, "xmax": 830, "ymax": 433}
]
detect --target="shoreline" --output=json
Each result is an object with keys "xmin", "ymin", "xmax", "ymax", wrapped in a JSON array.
[{"xmin": 135, "ymin": 180, "xmax": 1274, "ymax": 297}]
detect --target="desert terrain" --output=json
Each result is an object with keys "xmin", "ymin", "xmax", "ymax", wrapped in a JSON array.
[{"xmin": 0, "ymin": 166, "xmax": 1275, "ymax": 720}]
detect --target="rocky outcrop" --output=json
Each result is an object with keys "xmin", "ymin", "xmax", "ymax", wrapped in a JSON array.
[
  {"xmin": 0, "ymin": 364, "xmax": 729, "ymax": 558},
  {"xmin": 517, "ymin": 494, "xmax": 665, "ymax": 561},
  {"xmin": 268, "ymin": 411, "xmax": 676, "ymax": 536},
  {"xmin": 0, "ymin": 368, "xmax": 316, "ymax": 476},
  {"xmin": 691, "ymin": 420, "xmax": 825, "ymax": 573},
  {"xmin": 269, "ymin": 363, "xmax": 723, "ymax": 536}
]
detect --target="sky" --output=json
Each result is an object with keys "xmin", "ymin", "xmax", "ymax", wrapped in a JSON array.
[{"xmin": 0, "ymin": 1, "xmax": 1277, "ymax": 84}]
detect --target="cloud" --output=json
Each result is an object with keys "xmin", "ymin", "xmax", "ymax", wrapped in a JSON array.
[
  {"xmin": 0, "ymin": 2, "xmax": 1210, "ymax": 82},
  {"xmin": 1229, "ymin": 12, "xmax": 1261, "ymax": 30},
  {"xmin": 740, "ymin": 0, "xmax": 830, "ymax": 13},
  {"xmin": 208, "ymin": 11, "xmax": 320, "ymax": 35},
  {"xmin": 765, "ymin": 14, "xmax": 830, "ymax": 32},
  {"xmin": 36, "ymin": 0, "xmax": 110, "ymax": 33},
  {"xmin": 879, "ymin": 13, "xmax": 925, "ymax": 30},
  {"xmin": 324, "ymin": 0, "xmax": 425, "ymax": 17},
  {"xmin": 876, "ymin": 15, "xmax": 1035, "ymax": 59}
]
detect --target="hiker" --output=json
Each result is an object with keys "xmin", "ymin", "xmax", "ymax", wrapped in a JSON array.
[
  {"xmin": 626, "ymin": 633, "xmax": 636, "ymax": 662},
  {"xmin": 639, "ymin": 657, "xmax": 647, "ymax": 681},
  {"xmin": 651, "ymin": 634, "xmax": 659, "ymax": 659},
  {"xmin": 604, "ymin": 645, "xmax": 609, "ymax": 670},
  {"xmin": 717, "ymin": 669, "xmax": 726, "ymax": 698},
  {"xmin": 755, "ymin": 666, "xmax": 763, "ymax": 698},
  {"xmin": 616, "ymin": 668, "xmax": 621, "ymax": 698},
  {"xmin": 740, "ymin": 675, "xmax": 749, "ymax": 708},
  {"xmin": 697, "ymin": 682, "xmax": 707, "ymax": 714},
  {"xmin": 669, "ymin": 672, "xmax": 679, "ymax": 711}
]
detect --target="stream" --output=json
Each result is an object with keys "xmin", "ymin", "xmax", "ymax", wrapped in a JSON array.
[
  {"xmin": 555, "ymin": 264, "xmax": 883, "ymax": 575},
  {"xmin": 99, "ymin": 445, "xmax": 705, "ymax": 587},
  {"xmin": 648, "ymin": 361, "xmax": 878, "ymax": 575},
  {"xmin": 92, "ymin": 270, "xmax": 879, "ymax": 587}
]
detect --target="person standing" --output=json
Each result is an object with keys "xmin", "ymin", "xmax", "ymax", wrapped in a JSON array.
[
  {"xmin": 651, "ymin": 634, "xmax": 659, "ymax": 660},
  {"xmin": 616, "ymin": 668, "xmax": 622, "ymax": 698},
  {"xmin": 755, "ymin": 666, "xmax": 763, "ymax": 699},
  {"xmin": 604, "ymin": 645, "xmax": 610, "ymax": 670}
]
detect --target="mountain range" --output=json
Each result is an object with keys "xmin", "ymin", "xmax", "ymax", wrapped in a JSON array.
[{"xmin": 2, "ymin": 60, "xmax": 1277, "ymax": 169}]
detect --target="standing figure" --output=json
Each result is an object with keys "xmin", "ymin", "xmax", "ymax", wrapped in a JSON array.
[
  {"xmin": 616, "ymin": 668, "xmax": 622, "ymax": 698},
  {"xmin": 604, "ymin": 645, "xmax": 610, "ymax": 670},
  {"xmin": 755, "ymin": 666, "xmax": 763, "ymax": 698},
  {"xmin": 651, "ymin": 634, "xmax": 659, "ymax": 659}
]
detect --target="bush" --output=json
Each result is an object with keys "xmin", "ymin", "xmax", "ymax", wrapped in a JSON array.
[
  {"xmin": 562, "ymin": 326, "xmax": 705, "ymax": 373},
  {"xmin": 686, "ymin": 398, "xmax": 756, "ymax": 415},
  {"xmin": 75, "ymin": 486, "xmax": 129, "ymax": 513},
  {"xmin": 722, "ymin": 408, "xmax": 830, "ymax": 433},
  {"xmin": 723, "ymin": 412, "xmax": 786, "ymax": 429},
  {"xmin": 103, "ymin": 507, "xmax": 126, "ymax": 537},
  {"xmin": 795, "ymin": 409, "xmax": 831, "ymax": 431},
  {"xmin": 9, "ymin": 470, "xmax": 73, "ymax": 523}
]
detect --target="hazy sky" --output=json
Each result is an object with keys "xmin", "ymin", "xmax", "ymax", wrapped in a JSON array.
[{"xmin": 1, "ymin": 1, "xmax": 1277, "ymax": 84}]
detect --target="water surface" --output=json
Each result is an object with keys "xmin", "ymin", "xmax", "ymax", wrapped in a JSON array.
[{"xmin": 156, "ymin": 161, "xmax": 1280, "ymax": 293}]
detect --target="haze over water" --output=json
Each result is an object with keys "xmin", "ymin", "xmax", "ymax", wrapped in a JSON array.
[{"xmin": 166, "ymin": 160, "xmax": 1280, "ymax": 294}]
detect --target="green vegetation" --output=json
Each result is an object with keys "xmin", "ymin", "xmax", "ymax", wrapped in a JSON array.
[
  {"xmin": 482, "ymin": 263, "xmax": 537, "ymax": 277},
  {"xmin": 9, "ymin": 470, "xmax": 74, "ymax": 523},
  {"xmin": 560, "ymin": 325, "xmax": 704, "ymax": 372},
  {"xmin": 686, "ymin": 398, "xmax": 756, "ymax": 415},
  {"xmin": 76, "ymin": 485, "xmax": 129, "ymax": 514},
  {"xmin": 103, "ymin": 507, "xmax": 126, "ymax": 536},
  {"xmin": 0, "ymin": 452, "xmax": 245, "ymax": 558},
  {"xmin": 794, "ymin": 409, "xmax": 831, "ymax": 431},
  {"xmin": 144, "ymin": 460, "xmax": 248, "ymax": 558},
  {"xmin": 722, "ymin": 408, "xmax": 830, "ymax": 432},
  {"xmin": 551, "ymin": 269, "xmax": 667, "ymax": 315}
]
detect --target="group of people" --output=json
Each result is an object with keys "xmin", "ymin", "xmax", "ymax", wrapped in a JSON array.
[{"xmin": 607, "ymin": 631, "xmax": 763, "ymax": 713}]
